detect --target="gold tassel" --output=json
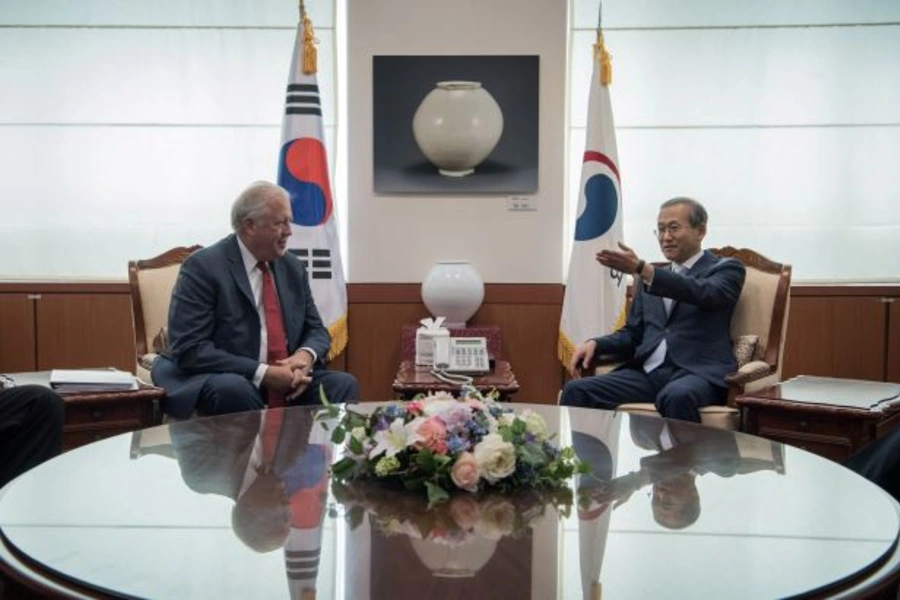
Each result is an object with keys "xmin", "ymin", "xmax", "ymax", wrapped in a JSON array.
[
  {"xmin": 558, "ymin": 331, "xmax": 576, "ymax": 369},
  {"xmin": 302, "ymin": 13, "xmax": 318, "ymax": 75},
  {"xmin": 593, "ymin": 31, "xmax": 612, "ymax": 86},
  {"xmin": 326, "ymin": 314, "xmax": 348, "ymax": 361}
]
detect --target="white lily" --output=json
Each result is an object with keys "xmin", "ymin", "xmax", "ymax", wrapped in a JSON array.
[{"xmin": 370, "ymin": 417, "xmax": 422, "ymax": 458}]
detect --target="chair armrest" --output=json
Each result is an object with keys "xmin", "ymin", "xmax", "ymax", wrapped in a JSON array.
[
  {"xmin": 724, "ymin": 360, "xmax": 773, "ymax": 386},
  {"xmin": 138, "ymin": 352, "xmax": 159, "ymax": 372}
]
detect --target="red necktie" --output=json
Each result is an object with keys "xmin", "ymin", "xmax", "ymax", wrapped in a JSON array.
[
  {"xmin": 261, "ymin": 408, "xmax": 284, "ymax": 469},
  {"xmin": 258, "ymin": 261, "xmax": 288, "ymax": 407}
]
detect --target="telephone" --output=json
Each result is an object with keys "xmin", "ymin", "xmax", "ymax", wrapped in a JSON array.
[{"xmin": 432, "ymin": 336, "xmax": 490, "ymax": 377}]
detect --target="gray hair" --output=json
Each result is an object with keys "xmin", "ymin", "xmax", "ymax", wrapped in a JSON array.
[
  {"xmin": 660, "ymin": 196, "xmax": 708, "ymax": 229},
  {"xmin": 231, "ymin": 181, "xmax": 290, "ymax": 231}
]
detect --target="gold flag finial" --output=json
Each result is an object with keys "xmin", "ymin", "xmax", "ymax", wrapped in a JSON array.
[
  {"xmin": 593, "ymin": 30, "xmax": 612, "ymax": 86},
  {"xmin": 300, "ymin": 1, "xmax": 318, "ymax": 74}
]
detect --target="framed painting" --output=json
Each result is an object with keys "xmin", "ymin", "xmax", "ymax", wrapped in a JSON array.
[{"xmin": 373, "ymin": 55, "xmax": 539, "ymax": 194}]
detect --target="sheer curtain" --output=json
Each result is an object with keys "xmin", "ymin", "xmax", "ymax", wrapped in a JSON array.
[
  {"xmin": 567, "ymin": 0, "xmax": 900, "ymax": 282},
  {"xmin": 0, "ymin": 0, "xmax": 338, "ymax": 280}
]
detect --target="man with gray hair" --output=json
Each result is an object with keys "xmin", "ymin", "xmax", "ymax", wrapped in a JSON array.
[
  {"xmin": 560, "ymin": 197, "xmax": 745, "ymax": 422},
  {"xmin": 153, "ymin": 181, "xmax": 357, "ymax": 417}
]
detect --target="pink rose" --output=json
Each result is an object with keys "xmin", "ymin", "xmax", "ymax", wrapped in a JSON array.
[
  {"xmin": 415, "ymin": 416, "xmax": 448, "ymax": 455},
  {"xmin": 406, "ymin": 400, "xmax": 424, "ymax": 415},
  {"xmin": 450, "ymin": 451, "xmax": 480, "ymax": 492},
  {"xmin": 449, "ymin": 494, "xmax": 480, "ymax": 529}
]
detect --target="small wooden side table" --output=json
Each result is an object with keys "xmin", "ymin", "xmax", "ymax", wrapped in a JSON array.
[
  {"xmin": 736, "ymin": 376, "xmax": 900, "ymax": 462},
  {"xmin": 61, "ymin": 387, "xmax": 164, "ymax": 450},
  {"xmin": 392, "ymin": 360, "xmax": 520, "ymax": 401},
  {"xmin": 6, "ymin": 371, "xmax": 164, "ymax": 451}
]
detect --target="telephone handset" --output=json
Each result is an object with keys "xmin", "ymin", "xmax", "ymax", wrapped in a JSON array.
[{"xmin": 432, "ymin": 337, "xmax": 490, "ymax": 384}]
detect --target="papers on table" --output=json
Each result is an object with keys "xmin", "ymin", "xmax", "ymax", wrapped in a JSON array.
[
  {"xmin": 49, "ymin": 369, "xmax": 138, "ymax": 394},
  {"xmin": 780, "ymin": 376, "xmax": 900, "ymax": 410}
]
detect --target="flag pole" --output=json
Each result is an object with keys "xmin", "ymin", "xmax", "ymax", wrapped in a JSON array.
[{"xmin": 595, "ymin": 3, "xmax": 612, "ymax": 86}]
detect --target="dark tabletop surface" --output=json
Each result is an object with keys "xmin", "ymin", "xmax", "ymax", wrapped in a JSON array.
[{"xmin": 1, "ymin": 403, "xmax": 898, "ymax": 599}]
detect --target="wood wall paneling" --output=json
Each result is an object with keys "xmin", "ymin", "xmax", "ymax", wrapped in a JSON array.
[
  {"xmin": 346, "ymin": 302, "xmax": 428, "ymax": 401},
  {"xmin": 0, "ymin": 294, "xmax": 36, "ymax": 372},
  {"xmin": 887, "ymin": 300, "xmax": 900, "ymax": 383},
  {"xmin": 782, "ymin": 296, "xmax": 887, "ymax": 381},
  {"xmin": 3, "ymin": 282, "xmax": 899, "ymax": 395},
  {"xmin": 344, "ymin": 284, "xmax": 566, "ymax": 405},
  {"xmin": 470, "ymin": 304, "xmax": 562, "ymax": 404},
  {"xmin": 35, "ymin": 293, "xmax": 136, "ymax": 372}
]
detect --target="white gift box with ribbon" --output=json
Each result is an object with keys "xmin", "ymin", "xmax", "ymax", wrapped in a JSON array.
[{"xmin": 415, "ymin": 316, "xmax": 450, "ymax": 366}]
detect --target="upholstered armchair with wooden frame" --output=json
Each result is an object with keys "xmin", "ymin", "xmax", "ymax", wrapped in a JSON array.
[
  {"xmin": 587, "ymin": 247, "xmax": 792, "ymax": 431},
  {"xmin": 128, "ymin": 245, "xmax": 202, "ymax": 385}
]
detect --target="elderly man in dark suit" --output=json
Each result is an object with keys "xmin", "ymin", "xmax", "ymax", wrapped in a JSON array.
[
  {"xmin": 152, "ymin": 181, "xmax": 357, "ymax": 418},
  {"xmin": 560, "ymin": 197, "xmax": 745, "ymax": 422}
]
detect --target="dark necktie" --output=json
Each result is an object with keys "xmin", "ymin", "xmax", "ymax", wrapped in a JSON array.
[{"xmin": 258, "ymin": 261, "xmax": 288, "ymax": 407}]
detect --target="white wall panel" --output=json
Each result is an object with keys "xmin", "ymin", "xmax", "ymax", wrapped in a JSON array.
[
  {"xmin": 573, "ymin": 0, "xmax": 900, "ymax": 29},
  {"xmin": 0, "ymin": 0, "xmax": 332, "ymax": 28},
  {"xmin": 568, "ymin": 126, "xmax": 900, "ymax": 281},
  {"xmin": 0, "ymin": 29, "xmax": 336, "ymax": 126},
  {"xmin": 570, "ymin": 26, "xmax": 900, "ymax": 128},
  {"xmin": 0, "ymin": 125, "xmax": 335, "ymax": 279}
]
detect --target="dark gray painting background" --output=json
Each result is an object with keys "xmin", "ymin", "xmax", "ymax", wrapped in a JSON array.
[{"xmin": 373, "ymin": 55, "xmax": 539, "ymax": 194}]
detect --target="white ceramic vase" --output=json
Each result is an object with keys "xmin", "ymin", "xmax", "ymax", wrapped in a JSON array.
[
  {"xmin": 421, "ymin": 261, "xmax": 485, "ymax": 328},
  {"xmin": 412, "ymin": 81, "xmax": 504, "ymax": 177},
  {"xmin": 409, "ymin": 536, "xmax": 498, "ymax": 578}
]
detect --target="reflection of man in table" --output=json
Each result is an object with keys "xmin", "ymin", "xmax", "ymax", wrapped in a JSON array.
[
  {"xmin": 581, "ymin": 416, "xmax": 783, "ymax": 529},
  {"xmin": 169, "ymin": 409, "xmax": 330, "ymax": 598}
]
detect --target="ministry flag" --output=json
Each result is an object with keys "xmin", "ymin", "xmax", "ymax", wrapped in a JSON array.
[
  {"xmin": 558, "ymin": 26, "xmax": 627, "ymax": 368},
  {"xmin": 277, "ymin": 8, "xmax": 348, "ymax": 360}
]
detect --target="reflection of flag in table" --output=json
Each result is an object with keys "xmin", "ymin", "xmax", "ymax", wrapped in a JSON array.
[
  {"xmin": 558, "ymin": 25, "xmax": 626, "ymax": 368},
  {"xmin": 277, "ymin": 8, "xmax": 347, "ymax": 360},
  {"xmin": 568, "ymin": 406, "xmax": 621, "ymax": 600}
]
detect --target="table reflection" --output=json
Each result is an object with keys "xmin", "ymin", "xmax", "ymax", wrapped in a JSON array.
[
  {"xmin": 0, "ymin": 404, "xmax": 897, "ymax": 599},
  {"xmin": 170, "ymin": 408, "xmax": 331, "ymax": 597}
]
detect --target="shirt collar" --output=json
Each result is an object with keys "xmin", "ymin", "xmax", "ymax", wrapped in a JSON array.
[
  {"xmin": 236, "ymin": 235, "xmax": 262, "ymax": 274},
  {"xmin": 675, "ymin": 249, "xmax": 704, "ymax": 271}
]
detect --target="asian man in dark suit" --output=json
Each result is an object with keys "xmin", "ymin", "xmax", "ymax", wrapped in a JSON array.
[
  {"xmin": 152, "ymin": 181, "xmax": 357, "ymax": 418},
  {"xmin": 560, "ymin": 197, "xmax": 745, "ymax": 422}
]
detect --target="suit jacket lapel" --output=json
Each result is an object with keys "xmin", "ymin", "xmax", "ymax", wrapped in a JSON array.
[
  {"xmin": 667, "ymin": 253, "xmax": 711, "ymax": 320},
  {"xmin": 271, "ymin": 259, "xmax": 296, "ymax": 342},
  {"xmin": 225, "ymin": 235, "xmax": 255, "ymax": 310}
]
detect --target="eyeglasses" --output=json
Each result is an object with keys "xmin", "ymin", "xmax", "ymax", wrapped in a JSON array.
[{"xmin": 654, "ymin": 223, "xmax": 686, "ymax": 237}]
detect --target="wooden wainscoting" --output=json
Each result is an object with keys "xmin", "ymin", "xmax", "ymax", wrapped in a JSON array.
[
  {"xmin": 0, "ymin": 282, "xmax": 135, "ymax": 373},
  {"xmin": 3, "ymin": 281, "xmax": 898, "ymax": 400},
  {"xmin": 346, "ymin": 283, "xmax": 564, "ymax": 404},
  {"xmin": 781, "ymin": 286, "xmax": 898, "ymax": 382}
]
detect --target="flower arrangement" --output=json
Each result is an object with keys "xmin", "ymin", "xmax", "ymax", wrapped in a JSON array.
[{"xmin": 316, "ymin": 386, "xmax": 586, "ymax": 505}]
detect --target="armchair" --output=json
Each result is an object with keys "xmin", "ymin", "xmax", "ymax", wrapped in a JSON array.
[
  {"xmin": 128, "ymin": 245, "xmax": 202, "ymax": 385},
  {"xmin": 605, "ymin": 247, "xmax": 792, "ymax": 430}
]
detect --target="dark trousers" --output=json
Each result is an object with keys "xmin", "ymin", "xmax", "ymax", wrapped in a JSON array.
[
  {"xmin": 0, "ymin": 385, "xmax": 64, "ymax": 488},
  {"xmin": 845, "ymin": 427, "xmax": 900, "ymax": 502},
  {"xmin": 195, "ymin": 370, "xmax": 359, "ymax": 416},
  {"xmin": 559, "ymin": 360, "xmax": 727, "ymax": 423}
]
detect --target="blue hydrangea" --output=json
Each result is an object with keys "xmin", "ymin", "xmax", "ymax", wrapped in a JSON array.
[{"xmin": 446, "ymin": 434, "xmax": 468, "ymax": 454}]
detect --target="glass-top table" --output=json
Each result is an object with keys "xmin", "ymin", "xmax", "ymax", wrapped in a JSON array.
[{"xmin": 1, "ymin": 404, "xmax": 898, "ymax": 599}]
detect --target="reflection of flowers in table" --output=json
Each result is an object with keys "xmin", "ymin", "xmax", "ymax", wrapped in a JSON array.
[
  {"xmin": 331, "ymin": 480, "xmax": 573, "ymax": 577},
  {"xmin": 317, "ymin": 387, "xmax": 585, "ymax": 505}
]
